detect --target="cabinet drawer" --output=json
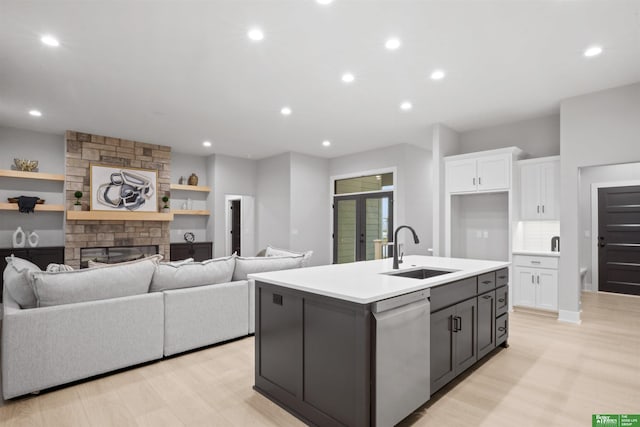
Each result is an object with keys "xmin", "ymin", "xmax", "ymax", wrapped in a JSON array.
[
  {"xmin": 496, "ymin": 285, "xmax": 508, "ymax": 317},
  {"xmin": 478, "ymin": 272, "xmax": 496, "ymax": 294},
  {"xmin": 496, "ymin": 268, "xmax": 508, "ymax": 287},
  {"xmin": 496, "ymin": 314, "xmax": 508, "ymax": 346},
  {"xmin": 430, "ymin": 277, "xmax": 477, "ymax": 312},
  {"xmin": 513, "ymin": 255, "xmax": 558, "ymax": 269}
]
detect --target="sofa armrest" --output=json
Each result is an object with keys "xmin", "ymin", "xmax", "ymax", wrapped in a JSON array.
[{"xmin": 2, "ymin": 293, "xmax": 164, "ymax": 399}]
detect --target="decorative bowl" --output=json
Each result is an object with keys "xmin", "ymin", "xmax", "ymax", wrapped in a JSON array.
[{"xmin": 14, "ymin": 158, "xmax": 39, "ymax": 172}]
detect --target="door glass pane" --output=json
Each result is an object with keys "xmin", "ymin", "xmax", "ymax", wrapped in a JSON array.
[
  {"xmin": 336, "ymin": 199, "xmax": 357, "ymax": 264},
  {"xmin": 365, "ymin": 196, "xmax": 391, "ymax": 261}
]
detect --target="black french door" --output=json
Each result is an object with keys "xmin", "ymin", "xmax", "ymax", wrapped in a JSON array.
[{"xmin": 333, "ymin": 192, "xmax": 393, "ymax": 264}]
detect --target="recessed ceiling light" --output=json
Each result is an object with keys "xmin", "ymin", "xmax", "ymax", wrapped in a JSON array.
[
  {"xmin": 583, "ymin": 45, "xmax": 603, "ymax": 58},
  {"xmin": 430, "ymin": 69, "xmax": 446, "ymax": 80},
  {"xmin": 341, "ymin": 72, "xmax": 355, "ymax": 83},
  {"xmin": 281, "ymin": 106, "xmax": 292, "ymax": 116},
  {"xmin": 400, "ymin": 101, "xmax": 413, "ymax": 111},
  {"xmin": 29, "ymin": 110, "xmax": 42, "ymax": 117},
  {"xmin": 316, "ymin": 0, "xmax": 334, "ymax": 4},
  {"xmin": 202, "ymin": 141, "xmax": 212, "ymax": 147},
  {"xmin": 385, "ymin": 38, "xmax": 401, "ymax": 50},
  {"xmin": 247, "ymin": 28, "xmax": 264, "ymax": 41},
  {"xmin": 322, "ymin": 140, "xmax": 331, "ymax": 147},
  {"xmin": 40, "ymin": 35, "xmax": 59, "ymax": 47}
]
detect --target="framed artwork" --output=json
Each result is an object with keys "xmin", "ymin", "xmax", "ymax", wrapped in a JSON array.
[{"xmin": 90, "ymin": 164, "xmax": 158, "ymax": 212}]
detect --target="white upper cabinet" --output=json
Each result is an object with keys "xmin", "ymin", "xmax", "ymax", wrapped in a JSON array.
[
  {"xmin": 518, "ymin": 157, "xmax": 560, "ymax": 220},
  {"xmin": 445, "ymin": 148, "xmax": 521, "ymax": 194}
]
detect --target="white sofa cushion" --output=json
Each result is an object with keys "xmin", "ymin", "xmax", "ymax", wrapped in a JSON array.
[
  {"xmin": 265, "ymin": 245, "xmax": 313, "ymax": 266},
  {"xmin": 30, "ymin": 255, "xmax": 161, "ymax": 307},
  {"xmin": 150, "ymin": 255, "xmax": 236, "ymax": 292},
  {"xmin": 232, "ymin": 255, "xmax": 305, "ymax": 281},
  {"xmin": 3, "ymin": 255, "xmax": 41, "ymax": 309}
]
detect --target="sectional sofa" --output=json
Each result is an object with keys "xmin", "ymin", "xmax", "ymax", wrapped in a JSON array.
[{"xmin": 1, "ymin": 249, "xmax": 310, "ymax": 399}]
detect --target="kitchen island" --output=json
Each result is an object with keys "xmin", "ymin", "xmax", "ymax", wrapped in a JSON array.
[{"xmin": 250, "ymin": 255, "xmax": 510, "ymax": 427}]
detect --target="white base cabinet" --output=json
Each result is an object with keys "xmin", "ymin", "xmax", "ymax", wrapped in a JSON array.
[{"xmin": 513, "ymin": 255, "xmax": 558, "ymax": 311}]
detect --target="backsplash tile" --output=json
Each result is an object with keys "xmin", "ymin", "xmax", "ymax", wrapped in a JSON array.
[{"xmin": 513, "ymin": 221, "xmax": 560, "ymax": 252}]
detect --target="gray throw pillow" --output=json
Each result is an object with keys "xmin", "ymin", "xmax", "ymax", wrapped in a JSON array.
[
  {"xmin": 232, "ymin": 255, "xmax": 305, "ymax": 281},
  {"xmin": 45, "ymin": 263, "xmax": 74, "ymax": 272},
  {"xmin": 3, "ymin": 255, "xmax": 41, "ymax": 309},
  {"xmin": 265, "ymin": 245, "xmax": 313, "ymax": 267},
  {"xmin": 150, "ymin": 255, "xmax": 236, "ymax": 292},
  {"xmin": 30, "ymin": 255, "xmax": 161, "ymax": 307}
]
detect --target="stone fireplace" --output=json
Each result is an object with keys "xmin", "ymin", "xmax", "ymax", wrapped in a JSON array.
[{"xmin": 64, "ymin": 131, "xmax": 171, "ymax": 269}]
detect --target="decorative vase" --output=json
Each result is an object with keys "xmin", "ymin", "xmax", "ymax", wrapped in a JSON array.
[
  {"xmin": 178, "ymin": 176, "xmax": 186, "ymax": 185},
  {"xmin": 162, "ymin": 207, "xmax": 170, "ymax": 213},
  {"xmin": 73, "ymin": 204, "xmax": 82, "ymax": 211},
  {"xmin": 12, "ymin": 226, "xmax": 26, "ymax": 248},
  {"xmin": 188, "ymin": 173, "xmax": 199, "ymax": 186},
  {"xmin": 186, "ymin": 198, "xmax": 192, "ymax": 210},
  {"xmin": 27, "ymin": 231, "xmax": 39, "ymax": 248}
]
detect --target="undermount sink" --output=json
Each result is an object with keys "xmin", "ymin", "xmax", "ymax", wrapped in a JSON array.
[{"xmin": 382, "ymin": 268, "xmax": 454, "ymax": 280}]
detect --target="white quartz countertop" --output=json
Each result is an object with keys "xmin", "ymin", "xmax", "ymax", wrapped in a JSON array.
[
  {"xmin": 512, "ymin": 250, "xmax": 560, "ymax": 257},
  {"xmin": 249, "ymin": 255, "xmax": 510, "ymax": 304}
]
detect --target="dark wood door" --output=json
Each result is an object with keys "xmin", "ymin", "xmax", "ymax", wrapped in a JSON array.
[
  {"xmin": 598, "ymin": 186, "xmax": 640, "ymax": 295},
  {"xmin": 477, "ymin": 291, "xmax": 496, "ymax": 359},
  {"xmin": 231, "ymin": 199, "xmax": 241, "ymax": 255},
  {"xmin": 454, "ymin": 298, "xmax": 478, "ymax": 374},
  {"xmin": 430, "ymin": 305, "xmax": 456, "ymax": 393}
]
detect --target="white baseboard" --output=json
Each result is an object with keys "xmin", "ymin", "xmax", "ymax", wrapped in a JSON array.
[{"xmin": 558, "ymin": 309, "xmax": 581, "ymax": 324}]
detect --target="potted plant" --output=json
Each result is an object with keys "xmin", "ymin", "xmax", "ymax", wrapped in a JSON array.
[
  {"xmin": 162, "ymin": 196, "xmax": 170, "ymax": 213},
  {"xmin": 73, "ymin": 191, "xmax": 83, "ymax": 211}
]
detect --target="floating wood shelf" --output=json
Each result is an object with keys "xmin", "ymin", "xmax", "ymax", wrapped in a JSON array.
[
  {"xmin": 67, "ymin": 211, "xmax": 174, "ymax": 221},
  {"xmin": 0, "ymin": 202, "xmax": 65, "ymax": 212},
  {"xmin": 172, "ymin": 209, "xmax": 211, "ymax": 216},
  {"xmin": 170, "ymin": 184, "xmax": 211, "ymax": 193},
  {"xmin": 0, "ymin": 169, "xmax": 65, "ymax": 182}
]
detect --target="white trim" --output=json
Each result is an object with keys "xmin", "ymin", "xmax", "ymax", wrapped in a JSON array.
[
  {"xmin": 329, "ymin": 167, "xmax": 398, "ymax": 263},
  {"xmin": 558, "ymin": 309, "xmax": 582, "ymax": 324},
  {"xmin": 590, "ymin": 179, "xmax": 640, "ymax": 292}
]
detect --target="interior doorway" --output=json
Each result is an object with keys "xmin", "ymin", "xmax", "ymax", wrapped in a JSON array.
[
  {"xmin": 225, "ymin": 195, "xmax": 256, "ymax": 257},
  {"xmin": 597, "ymin": 185, "xmax": 640, "ymax": 295}
]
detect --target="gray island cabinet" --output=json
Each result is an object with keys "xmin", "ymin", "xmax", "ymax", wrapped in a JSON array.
[{"xmin": 250, "ymin": 256, "xmax": 510, "ymax": 427}]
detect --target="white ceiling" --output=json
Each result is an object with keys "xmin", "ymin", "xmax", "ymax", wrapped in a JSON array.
[{"xmin": 1, "ymin": 1, "xmax": 639, "ymax": 159}]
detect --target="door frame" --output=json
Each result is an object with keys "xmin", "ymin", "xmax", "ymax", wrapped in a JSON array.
[
  {"xmin": 329, "ymin": 167, "xmax": 397, "ymax": 264},
  {"xmin": 590, "ymin": 179, "xmax": 640, "ymax": 291},
  {"xmin": 332, "ymin": 191, "xmax": 394, "ymax": 263}
]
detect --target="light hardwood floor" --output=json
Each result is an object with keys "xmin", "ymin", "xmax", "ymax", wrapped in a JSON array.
[{"xmin": 0, "ymin": 291, "xmax": 638, "ymax": 426}]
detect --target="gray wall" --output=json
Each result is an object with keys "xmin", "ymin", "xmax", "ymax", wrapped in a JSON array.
[
  {"xmin": 459, "ymin": 114, "xmax": 560, "ymax": 158},
  {"xmin": 256, "ymin": 153, "xmax": 291, "ymax": 252},
  {"xmin": 329, "ymin": 143, "xmax": 433, "ymax": 256},
  {"xmin": 578, "ymin": 162, "xmax": 640, "ymax": 290},
  {"xmin": 560, "ymin": 82, "xmax": 640, "ymax": 321},
  {"xmin": 290, "ymin": 153, "xmax": 330, "ymax": 266},
  {"xmin": 170, "ymin": 152, "xmax": 209, "ymax": 243},
  {"xmin": 431, "ymin": 123, "xmax": 460, "ymax": 256},
  {"xmin": 0, "ymin": 126, "xmax": 65, "ymax": 247},
  {"xmin": 210, "ymin": 154, "xmax": 257, "ymax": 258}
]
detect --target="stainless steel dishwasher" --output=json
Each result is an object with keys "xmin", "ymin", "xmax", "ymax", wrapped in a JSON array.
[{"xmin": 372, "ymin": 289, "xmax": 430, "ymax": 427}]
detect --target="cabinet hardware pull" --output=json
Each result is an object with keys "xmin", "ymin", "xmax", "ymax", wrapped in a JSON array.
[
  {"xmin": 498, "ymin": 298, "xmax": 505, "ymax": 303},
  {"xmin": 478, "ymin": 177, "xmax": 482, "ymax": 185},
  {"xmin": 531, "ymin": 275, "xmax": 534, "ymax": 283},
  {"xmin": 455, "ymin": 316, "xmax": 462, "ymax": 332},
  {"xmin": 542, "ymin": 205, "xmax": 545, "ymax": 213},
  {"xmin": 537, "ymin": 275, "xmax": 540, "ymax": 284},
  {"xmin": 449, "ymin": 315, "xmax": 454, "ymax": 332},
  {"xmin": 481, "ymin": 280, "xmax": 492, "ymax": 284},
  {"xmin": 483, "ymin": 295, "xmax": 492, "ymax": 299},
  {"xmin": 531, "ymin": 261, "xmax": 541, "ymax": 264},
  {"xmin": 498, "ymin": 275, "xmax": 506, "ymax": 279},
  {"xmin": 498, "ymin": 327, "xmax": 506, "ymax": 332},
  {"xmin": 537, "ymin": 205, "xmax": 540, "ymax": 213},
  {"xmin": 473, "ymin": 177, "xmax": 476, "ymax": 185}
]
